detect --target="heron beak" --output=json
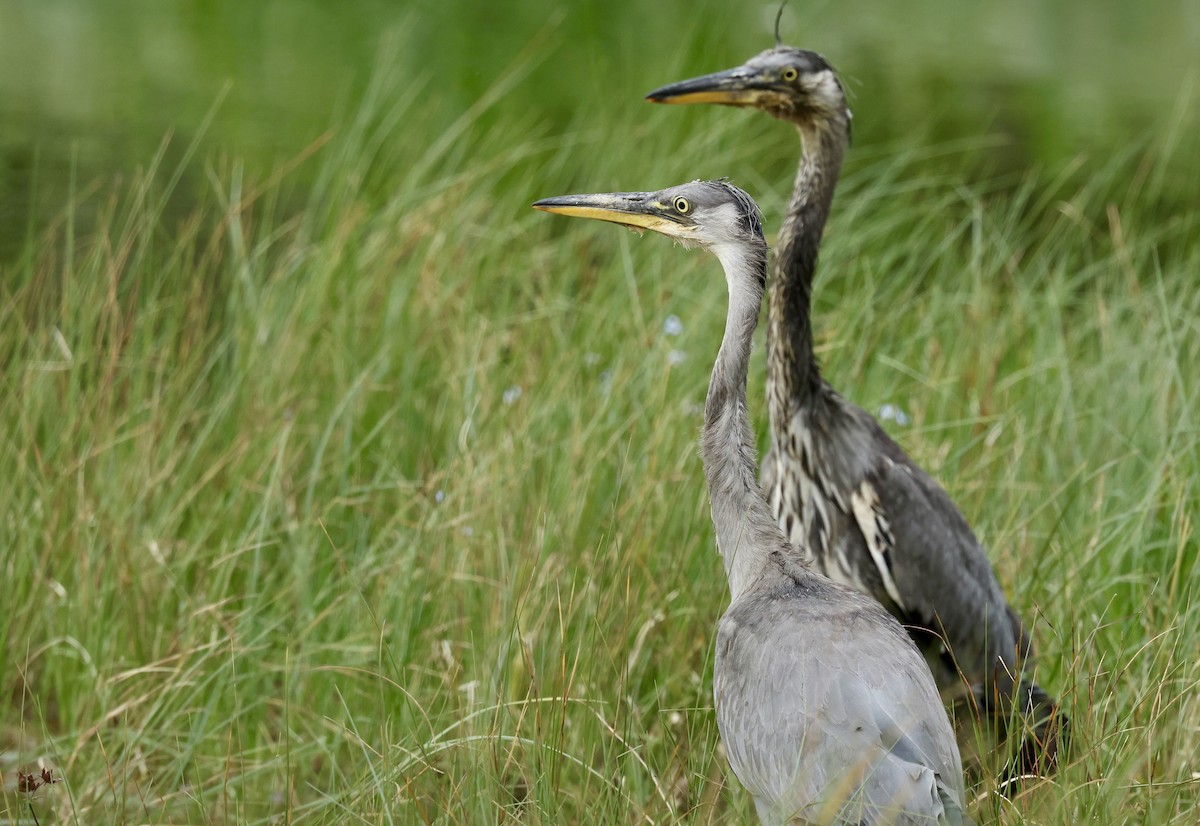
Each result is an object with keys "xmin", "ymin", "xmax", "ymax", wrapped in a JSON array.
[
  {"xmin": 645, "ymin": 67, "xmax": 771, "ymax": 107},
  {"xmin": 532, "ymin": 192, "xmax": 686, "ymax": 238}
]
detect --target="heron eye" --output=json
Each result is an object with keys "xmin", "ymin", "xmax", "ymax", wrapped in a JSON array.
[
  {"xmin": 673, "ymin": 196, "xmax": 691, "ymax": 214},
  {"xmin": 782, "ymin": 67, "xmax": 799, "ymax": 82}
]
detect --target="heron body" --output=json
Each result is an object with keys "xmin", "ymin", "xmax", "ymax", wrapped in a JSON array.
[
  {"xmin": 647, "ymin": 49, "xmax": 1064, "ymax": 768},
  {"xmin": 534, "ymin": 181, "xmax": 969, "ymax": 824},
  {"xmin": 718, "ymin": 566, "xmax": 969, "ymax": 825}
]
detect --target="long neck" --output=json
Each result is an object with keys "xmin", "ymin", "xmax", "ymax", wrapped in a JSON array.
[
  {"xmin": 767, "ymin": 118, "xmax": 849, "ymax": 426},
  {"xmin": 701, "ymin": 239, "xmax": 792, "ymax": 599}
]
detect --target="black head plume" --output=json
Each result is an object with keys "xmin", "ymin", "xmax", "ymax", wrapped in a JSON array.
[{"xmin": 774, "ymin": 1, "xmax": 789, "ymax": 48}]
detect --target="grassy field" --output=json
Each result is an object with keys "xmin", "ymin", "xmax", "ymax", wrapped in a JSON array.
[{"xmin": 2, "ymin": 3, "xmax": 1199, "ymax": 824}]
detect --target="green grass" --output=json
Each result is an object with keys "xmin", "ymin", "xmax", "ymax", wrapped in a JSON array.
[{"xmin": 3, "ymin": 11, "xmax": 1199, "ymax": 826}]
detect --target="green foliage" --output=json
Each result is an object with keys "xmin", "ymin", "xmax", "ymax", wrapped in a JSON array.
[{"xmin": 2, "ymin": 3, "xmax": 1199, "ymax": 824}]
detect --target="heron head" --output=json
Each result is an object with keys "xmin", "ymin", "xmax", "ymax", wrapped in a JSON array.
[
  {"xmin": 533, "ymin": 180, "xmax": 764, "ymax": 255},
  {"xmin": 646, "ymin": 47, "xmax": 849, "ymax": 130}
]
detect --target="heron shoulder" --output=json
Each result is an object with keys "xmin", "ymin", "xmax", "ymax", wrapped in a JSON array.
[{"xmin": 718, "ymin": 562, "xmax": 916, "ymax": 665}]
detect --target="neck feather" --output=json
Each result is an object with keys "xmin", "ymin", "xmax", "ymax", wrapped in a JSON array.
[
  {"xmin": 767, "ymin": 117, "xmax": 849, "ymax": 425},
  {"xmin": 701, "ymin": 238, "xmax": 796, "ymax": 598}
]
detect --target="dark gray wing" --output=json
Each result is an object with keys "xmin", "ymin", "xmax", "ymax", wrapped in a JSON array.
[{"xmin": 856, "ymin": 438, "xmax": 1026, "ymax": 689}]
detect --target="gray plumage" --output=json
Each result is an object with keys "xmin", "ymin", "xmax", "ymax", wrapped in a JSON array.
[
  {"xmin": 534, "ymin": 181, "xmax": 969, "ymax": 824},
  {"xmin": 717, "ymin": 569, "xmax": 969, "ymax": 825},
  {"xmin": 648, "ymin": 49, "xmax": 1064, "ymax": 770}
]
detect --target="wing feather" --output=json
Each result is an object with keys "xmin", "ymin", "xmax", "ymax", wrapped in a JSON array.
[
  {"xmin": 849, "ymin": 477, "xmax": 907, "ymax": 612},
  {"xmin": 715, "ymin": 578, "xmax": 966, "ymax": 824},
  {"xmin": 861, "ymin": 451, "xmax": 1022, "ymax": 683}
]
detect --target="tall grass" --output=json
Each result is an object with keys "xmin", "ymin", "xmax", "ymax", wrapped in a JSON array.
[{"xmin": 2, "ymin": 18, "xmax": 1199, "ymax": 826}]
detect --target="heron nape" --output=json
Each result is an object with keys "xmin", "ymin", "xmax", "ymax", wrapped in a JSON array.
[
  {"xmin": 647, "ymin": 49, "xmax": 1066, "ymax": 775},
  {"xmin": 534, "ymin": 181, "xmax": 969, "ymax": 824}
]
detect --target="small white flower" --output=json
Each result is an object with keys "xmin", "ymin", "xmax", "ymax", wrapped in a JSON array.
[
  {"xmin": 503, "ymin": 385, "xmax": 522, "ymax": 405},
  {"xmin": 667, "ymin": 349, "xmax": 687, "ymax": 366},
  {"xmin": 663, "ymin": 314, "xmax": 684, "ymax": 336},
  {"xmin": 147, "ymin": 540, "xmax": 167, "ymax": 565},
  {"xmin": 878, "ymin": 404, "xmax": 911, "ymax": 426},
  {"xmin": 435, "ymin": 489, "xmax": 445, "ymax": 504}
]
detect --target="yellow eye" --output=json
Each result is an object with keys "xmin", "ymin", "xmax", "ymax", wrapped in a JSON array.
[
  {"xmin": 673, "ymin": 196, "xmax": 691, "ymax": 214},
  {"xmin": 782, "ymin": 67, "xmax": 799, "ymax": 82}
]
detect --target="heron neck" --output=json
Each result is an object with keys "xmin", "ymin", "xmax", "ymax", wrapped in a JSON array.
[
  {"xmin": 767, "ymin": 117, "xmax": 848, "ymax": 423},
  {"xmin": 702, "ymin": 239, "xmax": 790, "ymax": 599}
]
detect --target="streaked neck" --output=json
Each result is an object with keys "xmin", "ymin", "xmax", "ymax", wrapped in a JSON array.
[{"xmin": 767, "ymin": 118, "xmax": 849, "ymax": 426}]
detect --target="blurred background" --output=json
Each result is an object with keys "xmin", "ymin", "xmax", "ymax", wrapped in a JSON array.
[
  {"xmin": 2, "ymin": 2, "xmax": 1198, "ymax": 822},
  {"xmin": 2, "ymin": 0, "xmax": 1197, "ymax": 261}
]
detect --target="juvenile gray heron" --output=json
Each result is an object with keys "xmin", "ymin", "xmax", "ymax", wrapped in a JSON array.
[
  {"xmin": 534, "ymin": 181, "xmax": 969, "ymax": 824},
  {"xmin": 647, "ymin": 49, "xmax": 1064, "ymax": 771}
]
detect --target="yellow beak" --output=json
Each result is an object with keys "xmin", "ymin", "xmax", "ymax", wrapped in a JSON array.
[{"xmin": 532, "ymin": 192, "xmax": 687, "ymax": 237}]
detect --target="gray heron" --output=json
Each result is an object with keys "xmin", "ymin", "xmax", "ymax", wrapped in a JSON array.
[
  {"xmin": 534, "ymin": 180, "xmax": 970, "ymax": 824},
  {"xmin": 646, "ymin": 48, "xmax": 1065, "ymax": 773}
]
